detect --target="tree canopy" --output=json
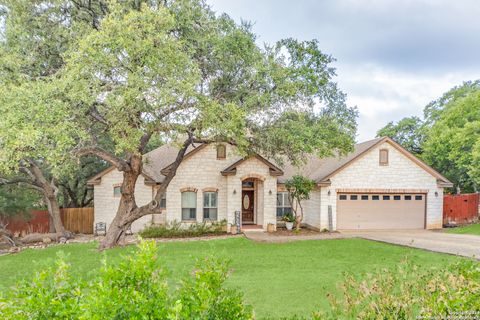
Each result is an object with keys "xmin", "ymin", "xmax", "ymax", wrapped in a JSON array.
[
  {"xmin": 377, "ymin": 80, "xmax": 480, "ymax": 193},
  {"xmin": 0, "ymin": 0, "xmax": 358, "ymax": 248},
  {"xmin": 376, "ymin": 116, "xmax": 425, "ymax": 155}
]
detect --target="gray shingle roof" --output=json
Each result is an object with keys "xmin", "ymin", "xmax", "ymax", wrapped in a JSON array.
[{"xmin": 277, "ymin": 137, "xmax": 384, "ymax": 183}]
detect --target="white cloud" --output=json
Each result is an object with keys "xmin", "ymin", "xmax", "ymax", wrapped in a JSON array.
[{"xmin": 335, "ymin": 63, "xmax": 479, "ymax": 140}]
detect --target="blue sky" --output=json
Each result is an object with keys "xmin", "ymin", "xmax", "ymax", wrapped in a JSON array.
[{"xmin": 209, "ymin": 0, "xmax": 480, "ymax": 141}]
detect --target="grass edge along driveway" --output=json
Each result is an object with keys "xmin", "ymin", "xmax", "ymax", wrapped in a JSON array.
[
  {"xmin": 0, "ymin": 237, "xmax": 465, "ymax": 319},
  {"xmin": 446, "ymin": 223, "xmax": 480, "ymax": 236}
]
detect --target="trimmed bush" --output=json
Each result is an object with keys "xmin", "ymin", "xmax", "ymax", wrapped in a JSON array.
[
  {"xmin": 315, "ymin": 259, "xmax": 480, "ymax": 319},
  {"xmin": 0, "ymin": 240, "xmax": 253, "ymax": 320},
  {"xmin": 139, "ymin": 219, "xmax": 227, "ymax": 238}
]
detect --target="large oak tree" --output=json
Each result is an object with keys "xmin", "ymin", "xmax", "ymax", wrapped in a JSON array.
[{"xmin": 1, "ymin": 0, "xmax": 357, "ymax": 249}]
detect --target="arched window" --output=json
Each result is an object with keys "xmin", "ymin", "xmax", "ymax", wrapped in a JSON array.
[
  {"xmin": 216, "ymin": 144, "xmax": 226, "ymax": 159},
  {"xmin": 181, "ymin": 191, "xmax": 197, "ymax": 220}
]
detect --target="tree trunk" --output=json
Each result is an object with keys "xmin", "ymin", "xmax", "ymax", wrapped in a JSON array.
[
  {"xmin": 295, "ymin": 201, "xmax": 303, "ymax": 231},
  {"xmin": 99, "ymin": 155, "xmax": 142, "ymax": 250},
  {"xmin": 48, "ymin": 212, "xmax": 55, "ymax": 233},
  {"xmin": 28, "ymin": 161, "xmax": 69, "ymax": 237},
  {"xmin": 99, "ymin": 139, "xmax": 192, "ymax": 250}
]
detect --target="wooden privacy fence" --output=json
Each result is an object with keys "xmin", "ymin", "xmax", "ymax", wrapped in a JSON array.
[
  {"xmin": 443, "ymin": 193, "xmax": 480, "ymax": 225},
  {"xmin": 5, "ymin": 207, "xmax": 94, "ymax": 236}
]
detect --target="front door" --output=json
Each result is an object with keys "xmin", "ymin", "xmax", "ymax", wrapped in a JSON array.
[{"xmin": 242, "ymin": 190, "xmax": 254, "ymax": 223}]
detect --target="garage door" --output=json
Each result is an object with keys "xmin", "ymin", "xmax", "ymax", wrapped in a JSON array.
[{"xmin": 337, "ymin": 193, "xmax": 425, "ymax": 230}]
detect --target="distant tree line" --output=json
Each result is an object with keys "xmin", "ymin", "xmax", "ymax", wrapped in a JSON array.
[{"xmin": 377, "ymin": 80, "xmax": 480, "ymax": 193}]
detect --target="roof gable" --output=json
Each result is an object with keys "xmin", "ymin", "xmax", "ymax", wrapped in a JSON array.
[
  {"xmin": 221, "ymin": 155, "xmax": 284, "ymax": 176},
  {"xmin": 318, "ymin": 137, "xmax": 453, "ymax": 186}
]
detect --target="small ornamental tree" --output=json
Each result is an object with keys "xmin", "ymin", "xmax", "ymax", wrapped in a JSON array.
[{"xmin": 285, "ymin": 175, "xmax": 316, "ymax": 231}]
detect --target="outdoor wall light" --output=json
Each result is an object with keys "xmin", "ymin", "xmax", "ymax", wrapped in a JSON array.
[
  {"xmin": 435, "ymin": 191, "xmax": 438, "ymax": 197},
  {"xmin": 269, "ymin": 190, "xmax": 272, "ymax": 195},
  {"xmin": 233, "ymin": 189, "xmax": 236, "ymax": 195},
  {"xmin": 327, "ymin": 190, "xmax": 331, "ymax": 196}
]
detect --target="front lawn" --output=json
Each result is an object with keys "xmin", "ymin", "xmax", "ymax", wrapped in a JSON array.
[
  {"xmin": 446, "ymin": 223, "xmax": 480, "ymax": 235},
  {"xmin": 0, "ymin": 237, "xmax": 465, "ymax": 318}
]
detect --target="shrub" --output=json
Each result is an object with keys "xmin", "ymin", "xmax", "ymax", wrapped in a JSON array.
[
  {"xmin": 0, "ymin": 240, "xmax": 253, "ymax": 320},
  {"xmin": 314, "ymin": 259, "xmax": 480, "ymax": 319},
  {"xmin": 139, "ymin": 219, "xmax": 227, "ymax": 238}
]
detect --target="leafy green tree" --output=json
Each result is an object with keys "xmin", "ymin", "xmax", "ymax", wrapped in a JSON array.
[
  {"xmin": 57, "ymin": 156, "xmax": 108, "ymax": 208},
  {"xmin": 376, "ymin": 116, "xmax": 425, "ymax": 155},
  {"xmin": 285, "ymin": 175, "xmax": 316, "ymax": 231},
  {"xmin": 1, "ymin": 0, "xmax": 357, "ymax": 249},
  {"xmin": 0, "ymin": 81, "xmax": 82, "ymax": 237},
  {"xmin": 423, "ymin": 89, "xmax": 480, "ymax": 193},
  {"xmin": 423, "ymin": 80, "xmax": 480, "ymax": 127},
  {"xmin": 0, "ymin": 0, "xmax": 109, "ymax": 237}
]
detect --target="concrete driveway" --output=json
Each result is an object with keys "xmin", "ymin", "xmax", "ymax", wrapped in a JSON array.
[{"xmin": 341, "ymin": 230, "xmax": 480, "ymax": 260}]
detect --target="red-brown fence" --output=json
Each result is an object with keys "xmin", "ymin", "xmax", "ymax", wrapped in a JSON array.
[
  {"xmin": 5, "ymin": 208, "xmax": 94, "ymax": 236},
  {"xmin": 443, "ymin": 193, "xmax": 480, "ymax": 225}
]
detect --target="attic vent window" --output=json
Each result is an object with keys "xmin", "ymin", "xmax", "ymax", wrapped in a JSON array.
[
  {"xmin": 379, "ymin": 149, "xmax": 389, "ymax": 166},
  {"xmin": 216, "ymin": 145, "xmax": 226, "ymax": 160}
]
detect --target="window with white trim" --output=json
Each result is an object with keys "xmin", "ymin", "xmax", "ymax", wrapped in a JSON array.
[
  {"xmin": 181, "ymin": 191, "xmax": 197, "ymax": 220},
  {"xmin": 276, "ymin": 192, "xmax": 292, "ymax": 218},
  {"xmin": 203, "ymin": 192, "xmax": 218, "ymax": 220}
]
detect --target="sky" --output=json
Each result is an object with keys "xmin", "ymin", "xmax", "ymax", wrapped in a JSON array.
[{"xmin": 208, "ymin": 0, "xmax": 480, "ymax": 141}]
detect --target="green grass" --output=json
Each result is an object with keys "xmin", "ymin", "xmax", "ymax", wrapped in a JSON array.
[
  {"xmin": 446, "ymin": 223, "xmax": 480, "ymax": 235},
  {"xmin": 0, "ymin": 237, "xmax": 465, "ymax": 319}
]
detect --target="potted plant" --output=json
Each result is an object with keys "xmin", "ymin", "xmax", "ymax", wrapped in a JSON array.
[{"xmin": 282, "ymin": 213, "xmax": 295, "ymax": 230}]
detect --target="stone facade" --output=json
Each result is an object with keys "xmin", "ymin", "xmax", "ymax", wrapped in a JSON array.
[
  {"xmin": 318, "ymin": 141, "xmax": 443, "ymax": 230},
  {"xmin": 92, "ymin": 169, "xmax": 160, "ymax": 233},
  {"xmin": 92, "ymin": 140, "xmax": 446, "ymax": 233}
]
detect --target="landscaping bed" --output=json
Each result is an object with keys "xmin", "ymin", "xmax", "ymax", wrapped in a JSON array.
[{"xmin": 139, "ymin": 220, "xmax": 228, "ymax": 238}]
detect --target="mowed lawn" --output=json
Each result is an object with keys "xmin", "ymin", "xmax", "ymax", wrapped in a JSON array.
[
  {"xmin": 0, "ymin": 237, "xmax": 463, "ymax": 318},
  {"xmin": 446, "ymin": 223, "xmax": 480, "ymax": 236}
]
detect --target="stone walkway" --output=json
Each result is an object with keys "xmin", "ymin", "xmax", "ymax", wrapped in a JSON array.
[{"xmin": 243, "ymin": 231, "xmax": 351, "ymax": 243}]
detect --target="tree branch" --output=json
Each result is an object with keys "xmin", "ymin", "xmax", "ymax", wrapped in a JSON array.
[{"xmin": 76, "ymin": 147, "xmax": 131, "ymax": 172}]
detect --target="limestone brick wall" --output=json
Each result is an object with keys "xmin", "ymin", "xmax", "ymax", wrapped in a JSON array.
[
  {"xmin": 320, "ymin": 141, "xmax": 444, "ymax": 230},
  {"xmin": 93, "ymin": 170, "xmax": 157, "ymax": 233}
]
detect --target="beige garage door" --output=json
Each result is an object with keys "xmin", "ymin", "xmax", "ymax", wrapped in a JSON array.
[{"xmin": 337, "ymin": 194, "xmax": 425, "ymax": 230}]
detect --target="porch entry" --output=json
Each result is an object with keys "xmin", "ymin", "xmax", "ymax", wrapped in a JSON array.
[{"xmin": 241, "ymin": 179, "xmax": 255, "ymax": 224}]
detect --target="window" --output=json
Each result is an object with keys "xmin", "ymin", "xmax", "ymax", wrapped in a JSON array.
[
  {"xmin": 379, "ymin": 149, "xmax": 389, "ymax": 166},
  {"xmin": 160, "ymin": 193, "xmax": 166, "ymax": 209},
  {"xmin": 361, "ymin": 195, "xmax": 369, "ymax": 200},
  {"xmin": 415, "ymin": 195, "xmax": 423, "ymax": 200},
  {"xmin": 372, "ymin": 195, "xmax": 380, "ymax": 200},
  {"xmin": 203, "ymin": 192, "xmax": 218, "ymax": 220},
  {"xmin": 113, "ymin": 186, "xmax": 122, "ymax": 197},
  {"xmin": 383, "ymin": 195, "xmax": 390, "ymax": 200},
  {"xmin": 242, "ymin": 180, "xmax": 254, "ymax": 188},
  {"xmin": 404, "ymin": 195, "xmax": 412, "ymax": 200},
  {"xmin": 277, "ymin": 192, "xmax": 292, "ymax": 217},
  {"xmin": 350, "ymin": 195, "xmax": 358, "ymax": 200},
  {"xmin": 181, "ymin": 191, "xmax": 197, "ymax": 220},
  {"xmin": 339, "ymin": 194, "xmax": 347, "ymax": 200},
  {"xmin": 216, "ymin": 144, "xmax": 226, "ymax": 159},
  {"xmin": 394, "ymin": 195, "xmax": 401, "ymax": 200}
]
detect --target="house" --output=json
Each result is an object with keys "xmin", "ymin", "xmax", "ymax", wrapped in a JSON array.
[{"xmin": 87, "ymin": 137, "xmax": 453, "ymax": 232}]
